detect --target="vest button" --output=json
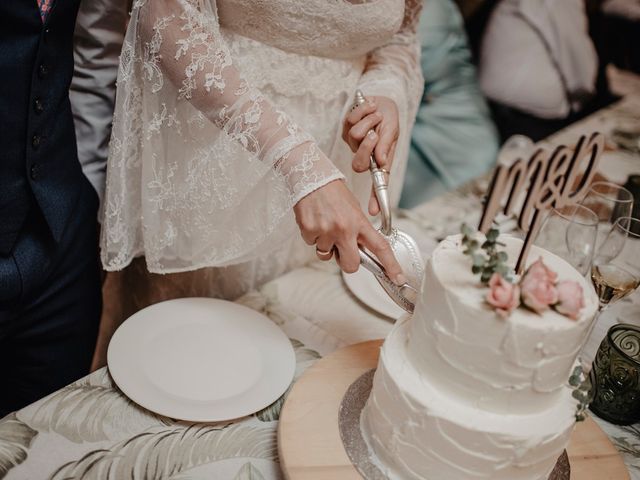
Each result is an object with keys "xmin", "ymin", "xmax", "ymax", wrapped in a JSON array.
[
  {"xmin": 32, "ymin": 135, "xmax": 41, "ymax": 149},
  {"xmin": 38, "ymin": 64, "xmax": 48, "ymax": 78},
  {"xmin": 30, "ymin": 164, "xmax": 40, "ymax": 180},
  {"xmin": 34, "ymin": 98, "xmax": 44, "ymax": 114}
]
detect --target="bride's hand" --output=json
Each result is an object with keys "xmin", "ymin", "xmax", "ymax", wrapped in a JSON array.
[
  {"xmin": 342, "ymin": 95, "xmax": 399, "ymax": 215},
  {"xmin": 293, "ymin": 179, "xmax": 405, "ymax": 284}
]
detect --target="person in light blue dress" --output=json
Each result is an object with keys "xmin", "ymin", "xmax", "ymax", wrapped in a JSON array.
[{"xmin": 399, "ymin": 0, "xmax": 499, "ymax": 208}]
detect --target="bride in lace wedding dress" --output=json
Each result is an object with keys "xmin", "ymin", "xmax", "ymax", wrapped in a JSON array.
[{"xmin": 100, "ymin": 0, "xmax": 423, "ymax": 306}]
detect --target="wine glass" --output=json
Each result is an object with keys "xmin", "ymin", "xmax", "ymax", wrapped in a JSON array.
[
  {"xmin": 536, "ymin": 204, "xmax": 598, "ymax": 276},
  {"xmin": 579, "ymin": 217, "xmax": 640, "ymax": 370},
  {"xmin": 580, "ymin": 181, "xmax": 633, "ymax": 253},
  {"xmin": 591, "ymin": 217, "xmax": 640, "ymax": 310}
]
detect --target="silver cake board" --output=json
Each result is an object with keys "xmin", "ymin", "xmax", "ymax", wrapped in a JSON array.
[{"xmin": 338, "ymin": 369, "xmax": 570, "ymax": 480}]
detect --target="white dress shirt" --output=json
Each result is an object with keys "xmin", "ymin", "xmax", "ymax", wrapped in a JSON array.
[
  {"xmin": 70, "ymin": 0, "xmax": 129, "ymax": 208},
  {"xmin": 479, "ymin": 0, "xmax": 598, "ymax": 119}
]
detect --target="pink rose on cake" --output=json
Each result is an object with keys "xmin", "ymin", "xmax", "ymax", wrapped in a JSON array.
[
  {"xmin": 526, "ymin": 256, "xmax": 558, "ymax": 283},
  {"xmin": 486, "ymin": 273, "xmax": 520, "ymax": 318},
  {"xmin": 555, "ymin": 280, "xmax": 585, "ymax": 320},
  {"xmin": 521, "ymin": 258, "xmax": 559, "ymax": 313}
]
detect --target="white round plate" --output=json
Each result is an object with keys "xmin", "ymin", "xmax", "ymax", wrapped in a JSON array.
[
  {"xmin": 343, "ymin": 219, "xmax": 437, "ymax": 319},
  {"xmin": 107, "ymin": 298, "xmax": 295, "ymax": 422}
]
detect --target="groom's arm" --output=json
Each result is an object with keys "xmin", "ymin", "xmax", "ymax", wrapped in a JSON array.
[{"xmin": 70, "ymin": 0, "xmax": 130, "ymax": 210}]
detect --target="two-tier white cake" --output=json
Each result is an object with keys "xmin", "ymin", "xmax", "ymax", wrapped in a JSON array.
[{"xmin": 361, "ymin": 235, "xmax": 599, "ymax": 479}]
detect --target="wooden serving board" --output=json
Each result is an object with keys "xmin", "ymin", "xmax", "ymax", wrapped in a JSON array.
[{"xmin": 278, "ymin": 340, "xmax": 629, "ymax": 480}]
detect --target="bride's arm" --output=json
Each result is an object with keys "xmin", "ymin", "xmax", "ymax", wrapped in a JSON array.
[
  {"xmin": 343, "ymin": 0, "xmax": 423, "ymax": 213},
  {"xmin": 357, "ymin": 0, "xmax": 424, "ymax": 117},
  {"xmin": 137, "ymin": 0, "xmax": 343, "ymax": 203}
]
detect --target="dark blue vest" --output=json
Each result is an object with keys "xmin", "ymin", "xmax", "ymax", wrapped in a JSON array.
[{"xmin": 0, "ymin": 0, "xmax": 84, "ymax": 255}]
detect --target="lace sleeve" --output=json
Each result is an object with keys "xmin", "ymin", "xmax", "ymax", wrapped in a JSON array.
[
  {"xmin": 102, "ymin": 0, "xmax": 344, "ymax": 272},
  {"xmin": 357, "ymin": 0, "xmax": 424, "ymax": 118},
  {"xmin": 138, "ymin": 0, "xmax": 343, "ymax": 202},
  {"xmin": 354, "ymin": 0, "xmax": 423, "ymax": 208}
]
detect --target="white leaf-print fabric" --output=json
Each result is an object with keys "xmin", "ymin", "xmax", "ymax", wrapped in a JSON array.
[
  {"xmin": 0, "ymin": 414, "xmax": 37, "ymax": 479},
  {"xmin": 50, "ymin": 423, "xmax": 277, "ymax": 480},
  {"xmin": 17, "ymin": 383, "xmax": 164, "ymax": 444},
  {"xmin": 232, "ymin": 461, "xmax": 267, "ymax": 480}
]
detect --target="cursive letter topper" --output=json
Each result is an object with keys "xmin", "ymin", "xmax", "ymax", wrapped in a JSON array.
[{"xmin": 478, "ymin": 132, "xmax": 605, "ymax": 274}]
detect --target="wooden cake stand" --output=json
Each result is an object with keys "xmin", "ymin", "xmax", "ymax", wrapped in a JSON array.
[{"xmin": 278, "ymin": 340, "xmax": 630, "ymax": 480}]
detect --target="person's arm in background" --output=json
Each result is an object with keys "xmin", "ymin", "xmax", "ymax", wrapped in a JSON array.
[
  {"xmin": 350, "ymin": 0, "xmax": 424, "ymax": 210},
  {"xmin": 70, "ymin": 0, "xmax": 130, "ymax": 208},
  {"xmin": 519, "ymin": 0, "xmax": 598, "ymax": 111}
]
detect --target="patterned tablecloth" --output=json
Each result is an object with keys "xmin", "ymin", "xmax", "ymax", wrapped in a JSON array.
[{"xmin": 2, "ymin": 95, "xmax": 640, "ymax": 480}]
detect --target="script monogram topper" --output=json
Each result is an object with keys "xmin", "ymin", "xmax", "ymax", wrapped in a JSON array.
[{"xmin": 478, "ymin": 132, "xmax": 605, "ymax": 274}]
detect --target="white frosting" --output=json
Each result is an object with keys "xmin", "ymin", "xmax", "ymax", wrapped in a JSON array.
[
  {"xmin": 407, "ymin": 235, "xmax": 598, "ymax": 414},
  {"xmin": 361, "ymin": 235, "xmax": 599, "ymax": 479},
  {"xmin": 362, "ymin": 317, "xmax": 577, "ymax": 480}
]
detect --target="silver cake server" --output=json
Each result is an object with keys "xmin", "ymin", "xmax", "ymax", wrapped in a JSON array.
[
  {"xmin": 352, "ymin": 90, "xmax": 424, "ymax": 303},
  {"xmin": 359, "ymin": 248, "xmax": 417, "ymax": 313}
]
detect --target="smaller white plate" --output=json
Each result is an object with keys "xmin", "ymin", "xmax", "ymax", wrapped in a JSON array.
[
  {"xmin": 343, "ymin": 219, "xmax": 437, "ymax": 319},
  {"xmin": 107, "ymin": 298, "xmax": 295, "ymax": 422},
  {"xmin": 343, "ymin": 266, "xmax": 406, "ymax": 319}
]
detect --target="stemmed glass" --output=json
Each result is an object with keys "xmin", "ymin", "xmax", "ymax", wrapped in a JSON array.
[
  {"xmin": 578, "ymin": 217, "xmax": 640, "ymax": 374},
  {"xmin": 580, "ymin": 181, "xmax": 633, "ymax": 253},
  {"xmin": 535, "ymin": 204, "xmax": 598, "ymax": 276},
  {"xmin": 591, "ymin": 217, "xmax": 640, "ymax": 311}
]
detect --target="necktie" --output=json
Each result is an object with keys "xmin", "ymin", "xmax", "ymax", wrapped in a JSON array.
[{"xmin": 37, "ymin": 0, "xmax": 54, "ymax": 22}]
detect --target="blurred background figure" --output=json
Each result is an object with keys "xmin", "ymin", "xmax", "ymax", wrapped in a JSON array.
[
  {"xmin": 478, "ymin": 0, "xmax": 600, "ymax": 141},
  {"xmin": 400, "ymin": 0, "xmax": 499, "ymax": 208},
  {"xmin": 598, "ymin": 0, "xmax": 640, "ymax": 74}
]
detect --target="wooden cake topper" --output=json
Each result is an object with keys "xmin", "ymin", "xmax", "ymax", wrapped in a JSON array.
[{"xmin": 478, "ymin": 132, "xmax": 605, "ymax": 274}]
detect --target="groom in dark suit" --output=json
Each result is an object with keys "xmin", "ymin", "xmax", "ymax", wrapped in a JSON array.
[{"xmin": 0, "ymin": 0, "xmax": 102, "ymax": 415}]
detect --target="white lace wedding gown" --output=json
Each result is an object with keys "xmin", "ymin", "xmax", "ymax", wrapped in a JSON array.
[{"xmin": 101, "ymin": 0, "xmax": 423, "ymax": 301}]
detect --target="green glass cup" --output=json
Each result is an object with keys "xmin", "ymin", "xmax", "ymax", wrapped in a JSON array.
[{"xmin": 589, "ymin": 324, "xmax": 640, "ymax": 425}]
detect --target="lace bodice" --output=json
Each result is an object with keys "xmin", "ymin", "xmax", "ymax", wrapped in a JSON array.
[
  {"xmin": 217, "ymin": 0, "xmax": 404, "ymax": 59},
  {"xmin": 101, "ymin": 0, "xmax": 423, "ymax": 277}
]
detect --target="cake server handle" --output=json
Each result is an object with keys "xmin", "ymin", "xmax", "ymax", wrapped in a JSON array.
[
  {"xmin": 353, "ymin": 90, "xmax": 392, "ymax": 236},
  {"xmin": 358, "ymin": 248, "xmax": 416, "ymax": 314}
]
